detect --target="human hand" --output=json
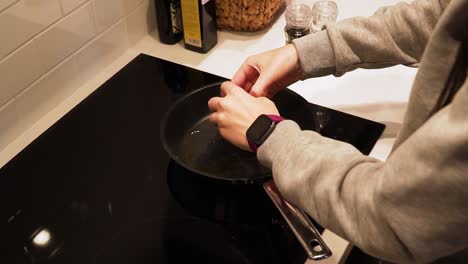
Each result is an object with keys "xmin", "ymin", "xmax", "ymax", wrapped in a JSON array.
[
  {"xmin": 208, "ymin": 82, "xmax": 280, "ymax": 151},
  {"xmin": 231, "ymin": 44, "xmax": 302, "ymax": 98}
]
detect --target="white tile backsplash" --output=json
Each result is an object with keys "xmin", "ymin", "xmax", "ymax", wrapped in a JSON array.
[
  {"xmin": 0, "ymin": 0, "xmax": 154, "ymax": 156},
  {"xmin": 122, "ymin": 0, "xmax": 143, "ymax": 14},
  {"xmin": 126, "ymin": 0, "xmax": 155, "ymax": 46},
  {"xmin": 34, "ymin": 2, "xmax": 97, "ymax": 71},
  {"xmin": 0, "ymin": 99, "xmax": 19, "ymax": 150},
  {"xmin": 91, "ymin": 0, "xmax": 124, "ymax": 32},
  {"xmin": 0, "ymin": 0, "xmax": 18, "ymax": 12},
  {"xmin": 0, "ymin": 41, "xmax": 45, "ymax": 106},
  {"xmin": 59, "ymin": 0, "xmax": 87, "ymax": 14},
  {"xmin": 75, "ymin": 20, "xmax": 129, "ymax": 82},
  {"xmin": 91, "ymin": 0, "xmax": 142, "ymax": 32},
  {"xmin": 0, "ymin": 0, "xmax": 63, "ymax": 60}
]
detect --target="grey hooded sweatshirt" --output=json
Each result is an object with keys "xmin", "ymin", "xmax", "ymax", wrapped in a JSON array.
[{"xmin": 257, "ymin": 0, "xmax": 468, "ymax": 263}]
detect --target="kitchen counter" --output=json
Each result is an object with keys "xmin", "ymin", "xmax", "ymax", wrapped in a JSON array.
[{"xmin": 1, "ymin": 0, "xmax": 417, "ymax": 263}]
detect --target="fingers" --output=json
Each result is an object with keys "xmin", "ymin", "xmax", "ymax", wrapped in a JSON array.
[
  {"xmin": 209, "ymin": 82, "xmax": 249, "ymax": 127},
  {"xmin": 250, "ymin": 72, "xmax": 274, "ymax": 98},
  {"xmin": 208, "ymin": 97, "xmax": 222, "ymax": 126},
  {"xmin": 209, "ymin": 82, "xmax": 244, "ymax": 113},
  {"xmin": 220, "ymin": 81, "xmax": 234, "ymax": 97},
  {"xmin": 231, "ymin": 63, "xmax": 260, "ymax": 92},
  {"xmin": 208, "ymin": 112, "xmax": 219, "ymax": 124},
  {"xmin": 220, "ymin": 81, "xmax": 245, "ymax": 97},
  {"xmin": 208, "ymin": 96, "xmax": 221, "ymax": 112},
  {"xmin": 231, "ymin": 62, "xmax": 272, "ymax": 97}
]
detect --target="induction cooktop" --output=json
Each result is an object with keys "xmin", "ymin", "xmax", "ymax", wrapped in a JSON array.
[{"xmin": 0, "ymin": 54, "xmax": 384, "ymax": 264}]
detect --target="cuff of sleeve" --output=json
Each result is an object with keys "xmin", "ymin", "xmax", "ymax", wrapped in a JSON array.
[
  {"xmin": 292, "ymin": 30, "xmax": 336, "ymax": 79},
  {"xmin": 257, "ymin": 120, "xmax": 302, "ymax": 169}
]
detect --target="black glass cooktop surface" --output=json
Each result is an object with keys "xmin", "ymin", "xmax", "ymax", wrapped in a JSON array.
[{"xmin": 0, "ymin": 54, "xmax": 384, "ymax": 264}]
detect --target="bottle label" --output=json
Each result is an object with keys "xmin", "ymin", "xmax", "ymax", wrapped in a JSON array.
[
  {"xmin": 170, "ymin": 1, "xmax": 182, "ymax": 34},
  {"xmin": 181, "ymin": 0, "xmax": 202, "ymax": 48}
]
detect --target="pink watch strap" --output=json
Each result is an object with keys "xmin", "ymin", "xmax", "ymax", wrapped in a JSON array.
[{"xmin": 267, "ymin": 114, "xmax": 285, "ymax": 123}]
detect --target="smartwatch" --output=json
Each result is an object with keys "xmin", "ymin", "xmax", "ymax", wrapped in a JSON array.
[{"xmin": 246, "ymin": 114, "xmax": 285, "ymax": 153}]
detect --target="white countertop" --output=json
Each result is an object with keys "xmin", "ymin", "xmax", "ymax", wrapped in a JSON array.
[{"xmin": 1, "ymin": 0, "xmax": 417, "ymax": 262}]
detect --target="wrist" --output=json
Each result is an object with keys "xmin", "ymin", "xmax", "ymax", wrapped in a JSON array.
[
  {"xmin": 292, "ymin": 30, "xmax": 335, "ymax": 79},
  {"xmin": 285, "ymin": 44, "xmax": 302, "ymax": 82},
  {"xmin": 246, "ymin": 114, "xmax": 285, "ymax": 153}
]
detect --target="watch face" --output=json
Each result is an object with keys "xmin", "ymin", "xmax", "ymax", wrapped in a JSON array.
[{"xmin": 246, "ymin": 115, "xmax": 275, "ymax": 145}]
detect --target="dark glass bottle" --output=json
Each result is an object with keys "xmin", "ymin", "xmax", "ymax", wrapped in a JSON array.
[
  {"xmin": 156, "ymin": 0, "xmax": 183, "ymax": 44},
  {"xmin": 180, "ymin": 0, "xmax": 217, "ymax": 53}
]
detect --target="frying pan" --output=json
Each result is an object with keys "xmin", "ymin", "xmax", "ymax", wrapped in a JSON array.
[{"xmin": 161, "ymin": 82, "xmax": 332, "ymax": 260}]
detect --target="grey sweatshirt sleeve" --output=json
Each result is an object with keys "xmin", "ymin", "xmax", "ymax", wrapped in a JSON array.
[
  {"xmin": 257, "ymin": 81, "xmax": 468, "ymax": 263},
  {"xmin": 256, "ymin": 1, "xmax": 464, "ymax": 262},
  {"xmin": 293, "ymin": 0, "xmax": 448, "ymax": 78}
]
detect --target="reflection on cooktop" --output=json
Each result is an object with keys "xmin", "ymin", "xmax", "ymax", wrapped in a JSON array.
[
  {"xmin": 165, "ymin": 160, "xmax": 309, "ymax": 264},
  {"xmin": 167, "ymin": 159, "xmax": 284, "ymax": 224}
]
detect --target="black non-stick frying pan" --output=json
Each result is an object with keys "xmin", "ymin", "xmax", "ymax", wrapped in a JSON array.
[{"xmin": 161, "ymin": 82, "xmax": 332, "ymax": 260}]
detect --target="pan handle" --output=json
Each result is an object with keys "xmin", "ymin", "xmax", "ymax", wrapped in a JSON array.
[{"xmin": 263, "ymin": 180, "xmax": 332, "ymax": 260}]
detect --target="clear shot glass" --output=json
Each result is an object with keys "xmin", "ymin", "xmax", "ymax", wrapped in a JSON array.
[{"xmin": 311, "ymin": 1, "xmax": 338, "ymax": 32}]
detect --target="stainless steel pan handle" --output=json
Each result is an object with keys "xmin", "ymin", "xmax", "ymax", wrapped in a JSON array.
[{"xmin": 263, "ymin": 180, "xmax": 332, "ymax": 260}]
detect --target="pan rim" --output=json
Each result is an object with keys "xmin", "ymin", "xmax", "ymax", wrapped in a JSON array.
[
  {"xmin": 160, "ymin": 82, "xmax": 308, "ymax": 182},
  {"xmin": 160, "ymin": 82, "xmax": 261, "ymax": 182}
]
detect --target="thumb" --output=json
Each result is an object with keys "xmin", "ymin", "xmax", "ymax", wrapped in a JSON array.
[
  {"xmin": 231, "ymin": 63, "xmax": 259, "ymax": 91},
  {"xmin": 249, "ymin": 72, "xmax": 275, "ymax": 98},
  {"xmin": 220, "ymin": 81, "xmax": 246, "ymax": 97}
]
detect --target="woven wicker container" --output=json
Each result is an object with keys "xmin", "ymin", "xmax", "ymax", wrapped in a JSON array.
[{"xmin": 215, "ymin": 0, "xmax": 285, "ymax": 32}]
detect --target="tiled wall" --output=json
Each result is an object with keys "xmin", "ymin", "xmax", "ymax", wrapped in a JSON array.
[{"xmin": 0, "ymin": 0, "xmax": 156, "ymax": 150}]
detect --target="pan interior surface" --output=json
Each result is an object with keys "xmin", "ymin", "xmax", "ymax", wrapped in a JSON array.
[
  {"xmin": 162, "ymin": 83, "xmax": 312, "ymax": 182},
  {"xmin": 178, "ymin": 115, "xmax": 270, "ymax": 181}
]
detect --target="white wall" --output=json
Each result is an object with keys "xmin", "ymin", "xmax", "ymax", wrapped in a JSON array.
[{"xmin": 0, "ymin": 0, "xmax": 156, "ymax": 151}]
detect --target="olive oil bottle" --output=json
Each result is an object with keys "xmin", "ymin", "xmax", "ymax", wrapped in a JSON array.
[{"xmin": 180, "ymin": 0, "xmax": 217, "ymax": 53}]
